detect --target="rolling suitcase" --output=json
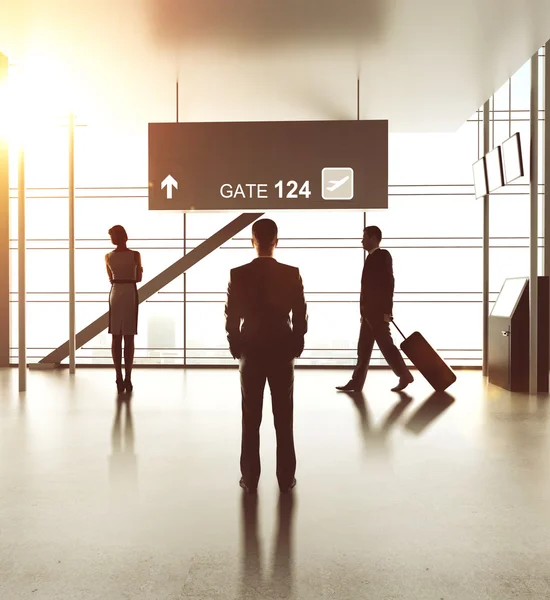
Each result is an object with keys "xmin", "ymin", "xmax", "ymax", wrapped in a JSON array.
[{"xmin": 391, "ymin": 320, "xmax": 456, "ymax": 391}]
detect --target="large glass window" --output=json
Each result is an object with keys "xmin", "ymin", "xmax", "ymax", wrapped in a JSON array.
[{"xmin": 8, "ymin": 50, "xmax": 546, "ymax": 367}]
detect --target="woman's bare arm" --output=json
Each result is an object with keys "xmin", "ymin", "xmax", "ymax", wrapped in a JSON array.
[
  {"xmin": 135, "ymin": 251, "xmax": 143, "ymax": 283},
  {"xmin": 105, "ymin": 254, "xmax": 113, "ymax": 283}
]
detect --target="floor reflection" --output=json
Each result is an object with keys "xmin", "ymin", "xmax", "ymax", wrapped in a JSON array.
[
  {"xmin": 108, "ymin": 394, "xmax": 138, "ymax": 492},
  {"xmin": 5, "ymin": 369, "xmax": 550, "ymax": 598},
  {"xmin": 239, "ymin": 492, "xmax": 296, "ymax": 599},
  {"xmin": 404, "ymin": 391, "xmax": 455, "ymax": 435},
  {"xmin": 344, "ymin": 391, "xmax": 413, "ymax": 456}
]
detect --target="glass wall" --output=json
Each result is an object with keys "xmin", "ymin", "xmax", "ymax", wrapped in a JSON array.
[{"xmin": 8, "ymin": 49, "xmax": 546, "ymax": 367}]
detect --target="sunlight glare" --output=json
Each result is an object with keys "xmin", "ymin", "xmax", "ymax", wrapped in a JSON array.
[{"xmin": 0, "ymin": 54, "xmax": 79, "ymax": 148}]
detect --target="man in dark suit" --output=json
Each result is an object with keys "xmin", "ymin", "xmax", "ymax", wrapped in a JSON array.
[
  {"xmin": 225, "ymin": 218, "xmax": 308, "ymax": 494},
  {"xmin": 337, "ymin": 225, "xmax": 413, "ymax": 393}
]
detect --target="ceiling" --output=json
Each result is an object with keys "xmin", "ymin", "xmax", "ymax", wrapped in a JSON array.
[{"xmin": 1, "ymin": 0, "xmax": 550, "ymax": 133}]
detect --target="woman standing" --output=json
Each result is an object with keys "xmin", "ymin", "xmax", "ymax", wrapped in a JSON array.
[{"xmin": 105, "ymin": 225, "xmax": 143, "ymax": 393}]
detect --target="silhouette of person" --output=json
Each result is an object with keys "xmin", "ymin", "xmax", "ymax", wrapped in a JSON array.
[
  {"xmin": 239, "ymin": 492, "xmax": 295, "ymax": 598},
  {"xmin": 337, "ymin": 226, "xmax": 413, "ymax": 393},
  {"xmin": 105, "ymin": 225, "xmax": 143, "ymax": 393},
  {"xmin": 225, "ymin": 218, "xmax": 308, "ymax": 494}
]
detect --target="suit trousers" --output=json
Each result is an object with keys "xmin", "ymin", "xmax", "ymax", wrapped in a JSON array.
[
  {"xmin": 351, "ymin": 314, "xmax": 410, "ymax": 390},
  {"xmin": 239, "ymin": 353, "xmax": 296, "ymax": 489}
]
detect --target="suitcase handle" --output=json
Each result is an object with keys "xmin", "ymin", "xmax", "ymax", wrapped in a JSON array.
[{"xmin": 390, "ymin": 319, "xmax": 407, "ymax": 340}]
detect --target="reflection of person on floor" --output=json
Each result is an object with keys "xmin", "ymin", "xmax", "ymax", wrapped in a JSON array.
[
  {"xmin": 225, "ymin": 219, "xmax": 308, "ymax": 494},
  {"xmin": 108, "ymin": 397, "xmax": 137, "ymax": 493},
  {"xmin": 337, "ymin": 226, "xmax": 413, "ymax": 393},
  {"xmin": 105, "ymin": 225, "xmax": 143, "ymax": 394},
  {"xmin": 271, "ymin": 493, "xmax": 294, "ymax": 598},
  {"xmin": 345, "ymin": 391, "xmax": 412, "ymax": 456},
  {"xmin": 239, "ymin": 492, "xmax": 295, "ymax": 599}
]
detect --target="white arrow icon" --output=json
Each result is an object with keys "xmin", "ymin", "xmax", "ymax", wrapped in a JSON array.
[{"xmin": 161, "ymin": 175, "xmax": 178, "ymax": 199}]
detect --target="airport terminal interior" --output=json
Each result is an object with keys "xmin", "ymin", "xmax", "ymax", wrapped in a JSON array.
[{"xmin": 3, "ymin": 1, "xmax": 550, "ymax": 598}]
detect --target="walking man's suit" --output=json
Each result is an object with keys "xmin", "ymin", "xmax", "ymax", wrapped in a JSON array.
[{"xmin": 337, "ymin": 226, "xmax": 413, "ymax": 393}]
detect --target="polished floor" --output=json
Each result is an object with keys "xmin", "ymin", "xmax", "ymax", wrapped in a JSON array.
[{"xmin": 2, "ymin": 367, "xmax": 550, "ymax": 599}]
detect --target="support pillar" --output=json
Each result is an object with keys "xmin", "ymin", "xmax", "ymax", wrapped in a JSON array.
[
  {"xmin": 482, "ymin": 100, "xmax": 490, "ymax": 376},
  {"xmin": 529, "ymin": 52, "xmax": 539, "ymax": 394},
  {"xmin": 0, "ymin": 53, "xmax": 9, "ymax": 367},
  {"xmin": 18, "ymin": 147, "xmax": 26, "ymax": 391},
  {"xmin": 545, "ymin": 42, "xmax": 550, "ymax": 388},
  {"xmin": 68, "ymin": 113, "xmax": 75, "ymax": 373}
]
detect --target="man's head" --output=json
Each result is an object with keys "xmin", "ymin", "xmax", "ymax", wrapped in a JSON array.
[
  {"xmin": 252, "ymin": 219, "xmax": 278, "ymax": 256},
  {"xmin": 108, "ymin": 225, "xmax": 128, "ymax": 246},
  {"xmin": 362, "ymin": 226, "xmax": 382, "ymax": 252}
]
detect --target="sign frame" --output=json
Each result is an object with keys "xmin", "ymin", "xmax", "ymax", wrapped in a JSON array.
[{"xmin": 148, "ymin": 120, "xmax": 388, "ymax": 212}]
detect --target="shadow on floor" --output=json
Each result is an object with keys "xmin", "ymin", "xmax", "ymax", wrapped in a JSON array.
[
  {"xmin": 404, "ymin": 391, "xmax": 455, "ymax": 435},
  {"xmin": 109, "ymin": 394, "xmax": 138, "ymax": 491},
  {"xmin": 343, "ymin": 388, "xmax": 456, "ymax": 447},
  {"xmin": 343, "ymin": 390, "xmax": 413, "ymax": 453},
  {"xmin": 240, "ymin": 491, "xmax": 295, "ymax": 598}
]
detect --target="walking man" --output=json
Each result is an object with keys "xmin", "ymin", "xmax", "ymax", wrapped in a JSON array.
[{"xmin": 337, "ymin": 226, "xmax": 413, "ymax": 393}]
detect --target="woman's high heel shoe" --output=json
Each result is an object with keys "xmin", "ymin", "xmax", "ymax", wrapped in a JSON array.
[
  {"xmin": 116, "ymin": 379, "xmax": 125, "ymax": 394},
  {"xmin": 124, "ymin": 378, "xmax": 133, "ymax": 393}
]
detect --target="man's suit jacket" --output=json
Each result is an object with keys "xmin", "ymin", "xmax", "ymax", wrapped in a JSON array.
[
  {"xmin": 225, "ymin": 257, "xmax": 308, "ymax": 359},
  {"xmin": 360, "ymin": 248, "xmax": 395, "ymax": 317}
]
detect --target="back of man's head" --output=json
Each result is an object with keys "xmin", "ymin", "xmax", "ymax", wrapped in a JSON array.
[
  {"xmin": 364, "ymin": 225, "xmax": 382, "ymax": 244},
  {"xmin": 252, "ymin": 219, "xmax": 278, "ymax": 251}
]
